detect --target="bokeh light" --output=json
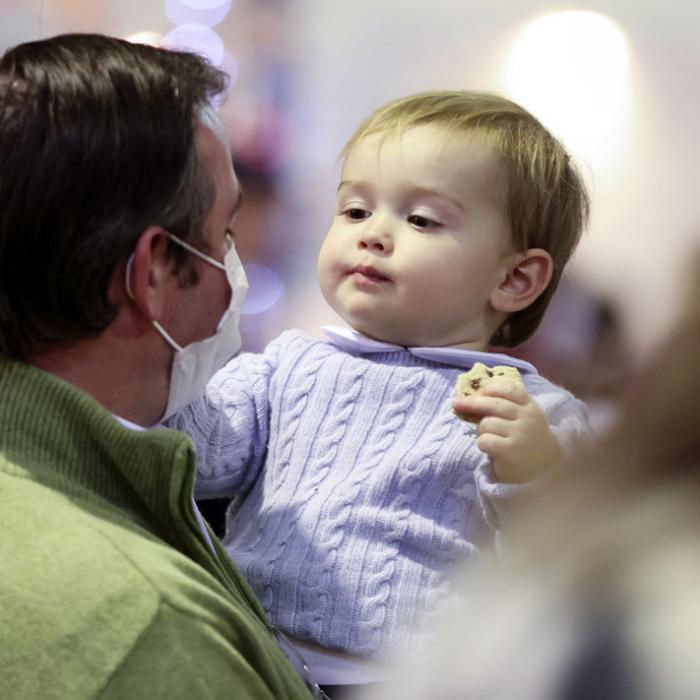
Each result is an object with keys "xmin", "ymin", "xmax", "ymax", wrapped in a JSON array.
[
  {"xmin": 124, "ymin": 31, "xmax": 163, "ymax": 47},
  {"xmin": 502, "ymin": 10, "xmax": 631, "ymax": 175},
  {"xmin": 241, "ymin": 263, "xmax": 285, "ymax": 317},
  {"xmin": 164, "ymin": 0, "xmax": 233, "ymax": 29},
  {"xmin": 161, "ymin": 23, "xmax": 225, "ymax": 65},
  {"xmin": 178, "ymin": 0, "xmax": 231, "ymax": 8},
  {"xmin": 219, "ymin": 50, "xmax": 240, "ymax": 86}
]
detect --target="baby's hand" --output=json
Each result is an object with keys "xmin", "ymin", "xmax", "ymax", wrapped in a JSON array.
[{"xmin": 453, "ymin": 380, "xmax": 563, "ymax": 484}]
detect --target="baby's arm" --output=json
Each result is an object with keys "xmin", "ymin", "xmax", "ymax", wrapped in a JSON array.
[
  {"xmin": 166, "ymin": 337, "xmax": 284, "ymax": 498},
  {"xmin": 453, "ymin": 380, "xmax": 563, "ymax": 483}
]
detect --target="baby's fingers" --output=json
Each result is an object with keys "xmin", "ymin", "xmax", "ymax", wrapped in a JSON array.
[
  {"xmin": 476, "ymin": 379, "xmax": 529, "ymax": 405},
  {"xmin": 475, "ymin": 432, "xmax": 511, "ymax": 459},
  {"xmin": 477, "ymin": 416, "xmax": 511, "ymax": 438},
  {"xmin": 453, "ymin": 394, "xmax": 519, "ymax": 422}
]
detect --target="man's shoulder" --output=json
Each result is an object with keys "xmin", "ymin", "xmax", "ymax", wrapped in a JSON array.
[
  {"xmin": 0, "ymin": 466, "xmax": 264, "ymax": 697},
  {"xmin": 1, "ymin": 466, "xmax": 171, "ymax": 619},
  {"xmin": 0, "ymin": 465, "xmax": 236, "ymax": 612},
  {"xmin": 0, "ymin": 468, "xmax": 164, "ymax": 696},
  {"xmin": 0, "ymin": 460, "xmax": 312, "ymax": 699}
]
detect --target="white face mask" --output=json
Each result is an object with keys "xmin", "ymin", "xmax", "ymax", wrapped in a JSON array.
[{"xmin": 126, "ymin": 232, "xmax": 248, "ymax": 423}]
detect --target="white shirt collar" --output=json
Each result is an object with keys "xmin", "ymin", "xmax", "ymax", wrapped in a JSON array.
[
  {"xmin": 321, "ymin": 325, "xmax": 538, "ymax": 374},
  {"xmin": 112, "ymin": 414, "xmax": 147, "ymax": 431}
]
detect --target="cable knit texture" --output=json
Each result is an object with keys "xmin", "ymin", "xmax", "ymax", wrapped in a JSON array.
[{"xmin": 169, "ymin": 330, "xmax": 590, "ymax": 659}]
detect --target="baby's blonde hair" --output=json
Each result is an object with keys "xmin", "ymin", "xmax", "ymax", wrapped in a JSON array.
[{"xmin": 342, "ymin": 91, "xmax": 590, "ymax": 346}]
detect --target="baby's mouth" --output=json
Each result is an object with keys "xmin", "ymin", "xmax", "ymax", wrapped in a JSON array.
[{"xmin": 349, "ymin": 265, "xmax": 391, "ymax": 283}]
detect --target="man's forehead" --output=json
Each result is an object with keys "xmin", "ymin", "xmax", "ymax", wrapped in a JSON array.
[
  {"xmin": 194, "ymin": 118, "xmax": 242, "ymax": 221},
  {"xmin": 197, "ymin": 105, "xmax": 228, "ymax": 142},
  {"xmin": 195, "ymin": 116, "xmax": 230, "ymax": 160}
]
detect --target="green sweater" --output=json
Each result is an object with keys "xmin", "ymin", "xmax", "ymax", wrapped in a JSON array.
[{"xmin": 0, "ymin": 355, "xmax": 314, "ymax": 700}]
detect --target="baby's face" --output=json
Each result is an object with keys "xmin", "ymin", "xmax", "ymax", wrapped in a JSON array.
[{"xmin": 317, "ymin": 124, "xmax": 516, "ymax": 349}]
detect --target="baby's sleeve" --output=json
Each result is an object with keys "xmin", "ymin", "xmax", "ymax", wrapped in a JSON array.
[
  {"xmin": 166, "ymin": 336, "xmax": 286, "ymax": 499},
  {"xmin": 473, "ymin": 380, "xmax": 592, "ymax": 534}
]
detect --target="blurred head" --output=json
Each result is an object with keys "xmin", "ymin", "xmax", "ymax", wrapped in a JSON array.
[
  {"xmin": 516, "ymin": 249, "xmax": 700, "ymax": 565},
  {"xmin": 339, "ymin": 91, "xmax": 590, "ymax": 346},
  {"xmin": 0, "ymin": 33, "xmax": 228, "ymax": 359},
  {"xmin": 565, "ymin": 251, "xmax": 700, "ymax": 505}
]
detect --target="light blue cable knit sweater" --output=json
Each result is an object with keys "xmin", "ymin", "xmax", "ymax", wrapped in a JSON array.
[{"xmin": 169, "ymin": 327, "xmax": 590, "ymax": 659}]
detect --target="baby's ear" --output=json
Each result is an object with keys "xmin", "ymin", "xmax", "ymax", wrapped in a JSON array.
[{"xmin": 491, "ymin": 248, "xmax": 553, "ymax": 313}]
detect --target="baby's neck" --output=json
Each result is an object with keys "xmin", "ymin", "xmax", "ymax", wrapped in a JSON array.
[{"xmin": 354, "ymin": 327, "xmax": 490, "ymax": 352}]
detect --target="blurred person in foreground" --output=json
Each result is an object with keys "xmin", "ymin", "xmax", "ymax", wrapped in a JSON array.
[
  {"xmin": 0, "ymin": 33, "xmax": 318, "ymax": 699},
  {"xmin": 359, "ymin": 253, "xmax": 700, "ymax": 700},
  {"xmin": 168, "ymin": 90, "xmax": 592, "ymax": 698}
]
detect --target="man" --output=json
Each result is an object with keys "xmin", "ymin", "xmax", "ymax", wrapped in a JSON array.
[{"xmin": 0, "ymin": 33, "xmax": 317, "ymax": 699}]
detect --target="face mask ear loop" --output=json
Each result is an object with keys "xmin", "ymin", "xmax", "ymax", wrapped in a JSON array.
[
  {"xmin": 166, "ymin": 232, "xmax": 226, "ymax": 271},
  {"xmin": 125, "ymin": 253, "xmax": 136, "ymax": 300},
  {"xmin": 150, "ymin": 321, "xmax": 185, "ymax": 353},
  {"xmin": 124, "ymin": 253, "xmax": 185, "ymax": 353}
]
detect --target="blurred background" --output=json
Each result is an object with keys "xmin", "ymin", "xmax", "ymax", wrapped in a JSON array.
[{"xmin": 3, "ymin": 0, "xmax": 699, "ymax": 429}]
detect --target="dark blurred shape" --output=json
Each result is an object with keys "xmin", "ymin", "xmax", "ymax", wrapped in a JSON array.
[{"xmin": 197, "ymin": 497, "xmax": 229, "ymax": 537}]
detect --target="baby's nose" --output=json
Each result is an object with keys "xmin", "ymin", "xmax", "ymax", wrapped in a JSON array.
[
  {"xmin": 357, "ymin": 224, "xmax": 393, "ymax": 253},
  {"xmin": 358, "ymin": 237, "xmax": 386, "ymax": 252}
]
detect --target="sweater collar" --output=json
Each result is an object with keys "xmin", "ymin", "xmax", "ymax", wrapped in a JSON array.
[
  {"xmin": 321, "ymin": 325, "xmax": 538, "ymax": 374},
  {"xmin": 0, "ymin": 353, "xmax": 204, "ymax": 550},
  {"xmin": 0, "ymin": 354, "xmax": 287, "ymax": 625}
]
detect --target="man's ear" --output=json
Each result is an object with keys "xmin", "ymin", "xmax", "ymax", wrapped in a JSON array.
[
  {"xmin": 123, "ymin": 226, "xmax": 173, "ymax": 323},
  {"xmin": 491, "ymin": 248, "xmax": 554, "ymax": 313}
]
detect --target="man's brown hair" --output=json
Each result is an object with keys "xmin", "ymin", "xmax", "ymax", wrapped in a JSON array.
[{"xmin": 0, "ymin": 34, "xmax": 228, "ymax": 359}]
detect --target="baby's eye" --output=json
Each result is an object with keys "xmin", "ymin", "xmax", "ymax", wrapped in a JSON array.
[
  {"xmin": 343, "ymin": 207, "xmax": 370, "ymax": 221},
  {"xmin": 408, "ymin": 214, "xmax": 441, "ymax": 229}
]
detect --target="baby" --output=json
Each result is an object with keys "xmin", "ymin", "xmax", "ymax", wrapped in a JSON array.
[{"xmin": 169, "ymin": 90, "xmax": 591, "ymax": 692}]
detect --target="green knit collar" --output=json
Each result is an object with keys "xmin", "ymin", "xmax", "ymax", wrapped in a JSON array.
[
  {"xmin": 0, "ymin": 353, "xmax": 198, "ymax": 547},
  {"xmin": 0, "ymin": 352, "xmax": 269, "ymax": 623}
]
